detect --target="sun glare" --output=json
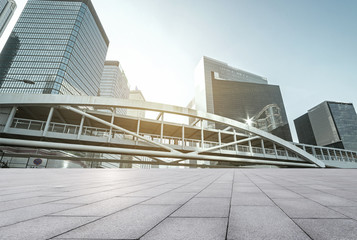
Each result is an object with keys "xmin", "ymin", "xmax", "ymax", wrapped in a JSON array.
[{"xmin": 245, "ymin": 117, "xmax": 254, "ymax": 126}]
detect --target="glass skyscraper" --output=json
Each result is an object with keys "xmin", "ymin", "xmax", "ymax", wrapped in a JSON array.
[
  {"xmin": 0, "ymin": 0, "xmax": 16, "ymax": 37},
  {"xmin": 194, "ymin": 56, "xmax": 292, "ymax": 141},
  {"xmin": 99, "ymin": 60, "xmax": 130, "ymax": 115},
  {"xmin": 100, "ymin": 61, "xmax": 130, "ymax": 99},
  {"xmin": 294, "ymin": 101, "xmax": 357, "ymax": 151},
  {"xmin": 0, "ymin": 0, "xmax": 109, "ymax": 95}
]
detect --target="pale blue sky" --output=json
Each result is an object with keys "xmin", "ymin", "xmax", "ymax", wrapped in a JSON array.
[{"xmin": 1, "ymin": 0, "xmax": 356, "ymax": 141}]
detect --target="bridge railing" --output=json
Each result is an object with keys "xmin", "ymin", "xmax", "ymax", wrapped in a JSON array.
[
  {"xmin": 10, "ymin": 117, "xmax": 357, "ymax": 163},
  {"xmin": 294, "ymin": 143, "xmax": 357, "ymax": 163},
  {"xmin": 7, "ymin": 117, "xmax": 301, "ymax": 160}
]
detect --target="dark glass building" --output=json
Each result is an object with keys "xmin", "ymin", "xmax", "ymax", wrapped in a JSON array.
[
  {"xmin": 294, "ymin": 101, "xmax": 357, "ymax": 151},
  {"xmin": 194, "ymin": 56, "xmax": 292, "ymax": 141},
  {"xmin": 0, "ymin": 0, "xmax": 109, "ymax": 95}
]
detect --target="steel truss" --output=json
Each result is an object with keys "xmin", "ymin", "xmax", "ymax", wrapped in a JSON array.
[{"xmin": 0, "ymin": 94, "xmax": 328, "ymax": 168}]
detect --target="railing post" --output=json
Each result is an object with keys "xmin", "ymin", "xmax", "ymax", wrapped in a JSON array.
[
  {"xmin": 108, "ymin": 111, "xmax": 115, "ymax": 143},
  {"xmin": 217, "ymin": 130, "xmax": 222, "ymax": 153},
  {"xmin": 327, "ymin": 149, "xmax": 332, "ymax": 160},
  {"xmin": 233, "ymin": 129, "xmax": 238, "ymax": 154},
  {"xmin": 182, "ymin": 125, "xmax": 185, "ymax": 150},
  {"xmin": 248, "ymin": 140, "xmax": 252, "ymax": 155},
  {"xmin": 345, "ymin": 151, "xmax": 350, "ymax": 162},
  {"xmin": 201, "ymin": 120, "xmax": 204, "ymax": 148},
  {"xmin": 42, "ymin": 107, "xmax": 54, "ymax": 136},
  {"xmin": 312, "ymin": 147, "xmax": 317, "ymax": 157},
  {"xmin": 273, "ymin": 143, "xmax": 278, "ymax": 157},
  {"xmin": 160, "ymin": 113, "xmax": 164, "ymax": 144},
  {"xmin": 218, "ymin": 130, "xmax": 221, "ymax": 145},
  {"xmin": 4, "ymin": 106, "xmax": 17, "ymax": 132},
  {"xmin": 136, "ymin": 118, "xmax": 141, "ymax": 145},
  {"xmin": 320, "ymin": 148, "xmax": 325, "ymax": 160},
  {"xmin": 333, "ymin": 149, "xmax": 337, "ymax": 161},
  {"xmin": 77, "ymin": 115, "xmax": 85, "ymax": 139},
  {"xmin": 261, "ymin": 139, "xmax": 266, "ymax": 156}
]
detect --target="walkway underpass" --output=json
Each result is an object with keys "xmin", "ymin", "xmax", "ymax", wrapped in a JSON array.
[{"xmin": 1, "ymin": 94, "xmax": 356, "ymax": 168}]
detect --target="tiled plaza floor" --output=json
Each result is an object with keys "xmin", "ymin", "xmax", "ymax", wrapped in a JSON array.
[{"xmin": 0, "ymin": 168, "xmax": 357, "ymax": 240}]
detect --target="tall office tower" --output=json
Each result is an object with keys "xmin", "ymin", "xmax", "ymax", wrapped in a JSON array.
[
  {"xmin": 0, "ymin": 0, "xmax": 16, "ymax": 37},
  {"xmin": 100, "ymin": 60, "xmax": 130, "ymax": 114},
  {"xmin": 0, "ymin": 0, "xmax": 108, "ymax": 95},
  {"xmin": 194, "ymin": 56, "xmax": 292, "ymax": 141},
  {"xmin": 294, "ymin": 101, "xmax": 357, "ymax": 151}
]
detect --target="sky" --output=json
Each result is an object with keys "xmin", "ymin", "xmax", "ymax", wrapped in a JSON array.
[{"xmin": 1, "ymin": 0, "xmax": 357, "ymax": 141}]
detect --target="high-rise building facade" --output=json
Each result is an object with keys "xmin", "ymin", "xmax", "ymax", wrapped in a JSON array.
[
  {"xmin": 0, "ymin": 0, "xmax": 108, "ymax": 96},
  {"xmin": 127, "ymin": 89, "xmax": 146, "ymax": 118},
  {"xmin": 194, "ymin": 56, "xmax": 292, "ymax": 141},
  {"xmin": 294, "ymin": 101, "xmax": 357, "ymax": 151},
  {"xmin": 100, "ymin": 61, "xmax": 129, "ymax": 99},
  {"xmin": 0, "ymin": 0, "xmax": 16, "ymax": 37}
]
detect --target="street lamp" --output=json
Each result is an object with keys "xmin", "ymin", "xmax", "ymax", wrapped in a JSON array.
[{"xmin": 4, "ymin": 76, "xmax": 35, "ymax": 85}]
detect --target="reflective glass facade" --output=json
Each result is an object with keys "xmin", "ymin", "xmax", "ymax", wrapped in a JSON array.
[
  {"xmin": 100, "ymin": 61, "xmax": 129, "ymax": 99},
  {"xmin": 294, "ymin": 113, "xmax": 317, "ymax": 145},
  {"xmin": 100, "ymin": 61, "xmax": 130, "ymax": 115},
  {"xmin": 0, "ymin": 0, "xmax": 16, "ymax": 37},
  {"xmin": 211, "ymin": 79, "xmax": 292, "ymax": 141},
  {"xmin": 0, "ymin": 0, "xmax": 108, "ymax": 96},
  {"xmin": 328, "ymin": 102, "xmax": 357, "ymax": 151},
  {"xmin": 194, "ymin": 56, "xmax": 292, "ymax": 141},
  {"xmin": 295, "ymin": 101, "xmax": 357, "ymax": 151}
]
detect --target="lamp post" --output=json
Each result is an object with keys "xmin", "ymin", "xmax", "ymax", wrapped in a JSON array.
[{"xmin": 4, "ymin": 76, "xmax": 35, "ymax": 85}]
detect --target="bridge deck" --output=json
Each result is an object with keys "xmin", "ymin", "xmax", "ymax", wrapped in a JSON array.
[{"xmin": 0, "ymin": 169, "xmax": 357, "ymax": 239}]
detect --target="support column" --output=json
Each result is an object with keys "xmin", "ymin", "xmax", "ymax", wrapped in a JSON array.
[
  {"xmin": 43, "ymin": 107, "xmax": 54, "ymax": 136},
  {"xmin": 77, "ymin": 115, "xmax": 85, "ymax": 139},
  {"xmin": 4, "ymin": 106, "xmax": 17, "ymax": 132}
]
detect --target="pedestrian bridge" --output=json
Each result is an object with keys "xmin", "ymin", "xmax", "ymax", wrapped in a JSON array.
[{"xmin": 0, "ymin": 94, "xmax": 356, "ymax": 168}]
